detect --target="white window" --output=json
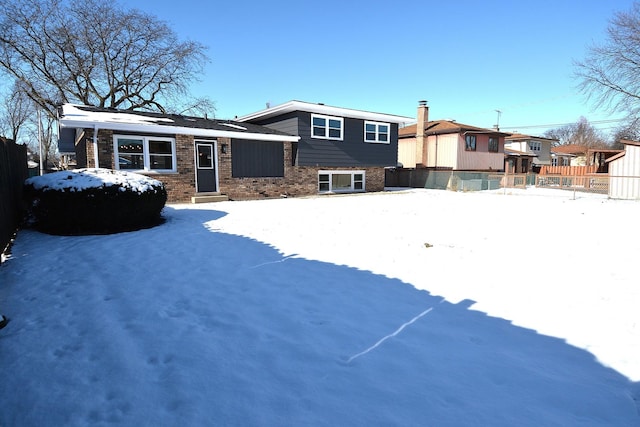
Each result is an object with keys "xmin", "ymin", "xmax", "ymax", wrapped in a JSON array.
[
  {"xmin": 312, "ymin": 114, "xmax": 343, "ymax": 140},
  {"xmin": 318, "ymin": 170, "xmax": 365, "ymax": 193},
  {"xmin": 114, "ymin": 135, "xmax": 176, "ymax": 172},
  {"xmin": 528, "ymin": 141, "xmax": 541, "ymax": 151},
  {"xmin": 365, "ymin": 121, "xmax": 390, "ymax": 144}
]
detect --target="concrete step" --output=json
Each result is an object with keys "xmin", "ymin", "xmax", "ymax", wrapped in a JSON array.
[{"xmin": 191, "ymin": 193, "xmax": 229, "ymax": 203}]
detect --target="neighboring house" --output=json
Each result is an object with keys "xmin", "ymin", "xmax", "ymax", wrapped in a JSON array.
[
  {"xmin": 236, "ymin": 100, "xmax": 413, "ymax": 194},
  {"xmin": 58, "ymin": 101, "xmax": 412, "ymax": 202},
  {"xmin": 607, "ymin": 139, "xmax": 640, "ymax": 200},
  {"xmin": 504, "ymin": 133, "xmax": 557, "ymax": 172},
  {"xmin": 398, "ymin": 101, "xmax": 508, "ymax": 171},
  {"xmin": 550, "ymin": 144, "xmax": 622, "ymax": 173},
  {"xmin": 503, "ymin": 147, "xmax": 536, "ymax": 174}
]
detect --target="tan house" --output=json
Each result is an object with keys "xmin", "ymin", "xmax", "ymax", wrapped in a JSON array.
[
  {"xmin": 505, "ymin": 133, "xmax": 557, "ymax": 172},
  {"xmin": 550, "ymin": 144, "xmax": 622, "ymax": 173},
  {"xmin": 398, "ymin": 101, "xmax": 508, "ymax": 171}
]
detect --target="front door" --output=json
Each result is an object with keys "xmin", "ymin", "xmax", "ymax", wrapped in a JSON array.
[{"xmin": 195, "ymin": 142, "xmax": 217, "ymax": 192}]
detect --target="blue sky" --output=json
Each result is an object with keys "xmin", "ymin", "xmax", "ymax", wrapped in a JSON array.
[{"xmin": 132, "ymin": 0, "xmax": 635, "ymax": 136}]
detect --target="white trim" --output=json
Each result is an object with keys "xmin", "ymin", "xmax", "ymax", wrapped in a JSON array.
[
  {"xmin": 364, "ymin": 121, "xmax": 390, "ymax": 144},
  {"xmin": 196, "ymin": 143, "xmax": 215, "ymax": 169},
  {"xmin": 311, "ymin": 114, "xmax": 343, "ymax": 141},
  {"xmin": 318, "ymin": 170, "xmax": 366, "ymax": 193},
  {"xmin": 236, "ymin": 100, "xmax": 414, "ymax": 125},
  {"xmin": 113, "ymin": 134, "xmax": 177, "ymax": 173}
]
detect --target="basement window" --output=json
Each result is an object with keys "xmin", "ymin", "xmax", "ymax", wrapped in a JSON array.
[{"xmin": 318, "ymin": 170, "xmax": 365, "ymax": 193}]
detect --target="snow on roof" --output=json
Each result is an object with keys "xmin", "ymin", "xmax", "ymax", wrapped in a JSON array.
[
  {"xmin": 58, "ymin": 104, "xmax": 300, "ymax": 142},
  {"xmin": 25, "ymin": 168, "xmax": 163, "ymax": 193}
]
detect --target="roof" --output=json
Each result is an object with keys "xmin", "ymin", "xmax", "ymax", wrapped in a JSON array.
[
  {"xmin": 399, "ymin": 120, "xmax": 509, "ymax": 138},
  {"xmin": 235, "ymin": 100, "xmax": 415, "ymax": 124},
  {"xmin": 58, "ymin": 104, "xmax": 300, "ymax": 142},
  {"xmin": 619, "ymin": 139, "xmax": 640, "ymax": 147},
  {"xmin": 551, "ymin": 144, "xmax": 588, "ymax": 155},
  {"xmin": 551, "ymin": 144, "xmax": 621, "ymax": 156},
  {"xmin": 505, "ymin": 133, "xmax": 558, "ymax": 143},
  {"xmin": 504, "ymin": 147, "xmax": 536, "ymax": 157}
]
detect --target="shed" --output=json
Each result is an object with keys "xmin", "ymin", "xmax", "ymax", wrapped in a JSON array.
[{"xmin": 607, "ymin": 139, "xmax": 640, "ymax": 200}]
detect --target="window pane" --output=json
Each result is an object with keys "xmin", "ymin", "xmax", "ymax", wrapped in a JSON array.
[
  {"xmin": 379, "ymin": 125, "xmax": 388, "ymax": 133},
  {"xmin": 313, "ymin": 127, "xmax": 326, "ymax": 137},
  {"xmin": 354, "ymin": 174, "xmax": 363, "ymax": 181},
  {"xmin": 150, "ymin": 155, "xmax": 173, "ymax": 170},
  {"xmin": 119, "ymin": 154, "xmax": 143, "ymax": 169},
  {"xmin": 332, "ymin": 174, "xmax": 351, "ymax": 189},
  {"xmin": 319, "ymin": 174, "xmax": 330, "ymax": 182},
  {"xmin": 329, "ymin": 129, "xmax": 341, "ymax": 138},
  {"xmin": 329, "ymin": 119, "xmax": 341, "ymax": 128},
  {"xmin": 365, "ymin": 123, "xmax": 376, "ymax": 132},
  {"xmin": 197, "ymin": 145, "xmax": 213, "ymax": 168},
  {"xmin": 354, "ymin": 181, "xmax": 363, "ymax": 190},
  {"xmin": 366, "ymin": 132, "xmax": 376, "ymax": 141},
  {"xmin": 313, "ymin": 117, "xmax": 326, "ymax": 127},
  {"xmin": 149, "ymin": 140, "xmax": 172, "ymax": 154},
  {"xmin": 379, "ymin": 133, "xmax": 388, "ymax": 142},
  {"xmin": 319, "ymin": 182, "xmax": 330, "ymax": 191},
  {"xmin": 118, "ymin": 139, "xmax": 143, "ymax": 153}
]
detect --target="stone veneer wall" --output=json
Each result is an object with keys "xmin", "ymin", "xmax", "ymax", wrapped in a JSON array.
[{"xmin": 80, "ymin": 131, "xmax": 386, "ymax": 203}]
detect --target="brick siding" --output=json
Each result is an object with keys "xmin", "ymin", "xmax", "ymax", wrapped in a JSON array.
[{"xmin": 80, "ymin": 130, "xmax": 386, "ymax": 203}]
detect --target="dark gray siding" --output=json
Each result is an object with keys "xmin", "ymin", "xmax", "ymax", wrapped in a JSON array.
[
  {"xmin": 248, "ymin": 111, "xmax": 398, "ymax": 167},
  {"xmin": 231, "ymin": 139, "xmax": 284, "ymax": 178},
  {"xmin": 296, "ymin": 114, "xmax": 399, "ymax": 167}
]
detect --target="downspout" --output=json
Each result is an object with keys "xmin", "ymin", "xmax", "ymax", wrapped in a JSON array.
[{"xmin": 93, "ymin": 124, "xmax": 99, "ymax": 168}]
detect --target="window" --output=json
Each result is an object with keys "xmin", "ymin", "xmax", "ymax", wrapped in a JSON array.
[
  {"xmin": 318, "ymin": 170, "xmax": 365, "ymax": 193},
  {"xmin": 114, "ymin": 135, "xmax": 176, "ymax": 172},
  {"xmin": 488, "ymin": 137, "xmax": 499, "ymax": 153},
  {"xmin": 311, "ymin": 114, "xmax": 343, "ymax": 140},
  {"xmin": 528, "ymin": 141, "xmax": 541, "ymax": 151},
  {"xmin": 465, "ymin": 135, "xmax": 476, "ymax": 151},
  {"xmin": 365, "ymin": 121, "xmax": 390, "ymax": 143}
]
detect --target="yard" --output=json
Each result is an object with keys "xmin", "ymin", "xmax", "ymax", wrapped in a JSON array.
[{"xmin": 0, "ymin": 188, "xmax": 638, "ymax": 426}]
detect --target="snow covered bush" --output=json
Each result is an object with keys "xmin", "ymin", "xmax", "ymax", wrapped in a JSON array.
[{"xmin": 24, "ymin": 168, "xmax": 167, "ymax": 235}]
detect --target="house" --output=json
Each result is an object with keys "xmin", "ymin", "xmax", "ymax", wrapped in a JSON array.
[
  {"xmin": 504, "ymin": 133, "xmax": 557, "ymax": 172},
  {"xmin": 607, "ymin": 139, "xmax": 640, "ymax": 200},
  {"xmin": 57, "ymin": 102, "xmax": 412, "ymax": 202},
  {"xmin": 398, "ymin": 101, "xmax": 508, "ymax": 171},
  {"xmin": 549, "ymin": 144, "xmax": 621, "ymax": 172},
  {"xmin": 503, "ymin": 147, "xmax": 537, "ymax": 174},
  {"xmin": 236, "ymin": 100, "xmax": 413, "ymax": 194}
]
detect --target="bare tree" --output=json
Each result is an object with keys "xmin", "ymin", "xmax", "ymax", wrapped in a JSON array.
[
  {"xmin": 543, "ymin": 117, "xmax": 609, "ymax": 148},
  {"xmin": 0, "ymin": 0, "xmax": 210, "ymax": 118},
  {"xmin": 575, "ymin": 2, "xmax": 640, "ymax": 119},
  {"xmin": 0, "ymin": 81, "xmax": 33, "ymax": 142}
]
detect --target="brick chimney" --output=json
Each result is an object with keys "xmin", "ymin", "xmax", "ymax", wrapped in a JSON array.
[{"xmin": 416, "ymin": 100, "xmax": 429, "ymax": 167}]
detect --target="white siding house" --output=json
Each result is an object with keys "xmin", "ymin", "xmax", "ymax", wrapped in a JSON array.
[{"xmin": 608, "ymin": 140, "xmax": 640, "ymax": 200}]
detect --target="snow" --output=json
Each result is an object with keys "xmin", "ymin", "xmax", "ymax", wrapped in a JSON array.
[
  {"xmin": 0, "ymin": 187, "xmax": 639, "ymax": 426},
  {"xmin": 24, "ymin": 168, "xmax": 163, "ymax": 193},
  {"xmin": 62, "ymin": 104, "xmax": 175, "ymax": 125}
]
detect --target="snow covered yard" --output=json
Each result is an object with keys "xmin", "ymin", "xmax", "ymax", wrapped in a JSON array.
[{"xmin": 0, "ymin": 188, "xmax": 638, "ymax": 426}]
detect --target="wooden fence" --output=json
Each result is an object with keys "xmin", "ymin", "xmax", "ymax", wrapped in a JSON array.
[
  {"xmin": 0, "ymin": 137, "xmax": 28, "ymax": 259},
  {"xmin": 539, "ymin": 165, "xmax": 597, "ymax": 175}
]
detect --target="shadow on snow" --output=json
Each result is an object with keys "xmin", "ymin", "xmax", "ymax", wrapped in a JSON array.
[{"xmin": 0, "ymin": 206, "xmax": 638, "ymax": 426}]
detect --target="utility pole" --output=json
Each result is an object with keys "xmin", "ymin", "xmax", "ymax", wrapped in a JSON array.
[{"xmin": 494, "ymin": 110, "xmax": 502, "ymax": 131}]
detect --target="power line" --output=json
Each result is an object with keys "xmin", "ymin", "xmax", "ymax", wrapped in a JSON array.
[{"xmin": 501, "ymin": 118, "xmax": 626, "ymax": 130}]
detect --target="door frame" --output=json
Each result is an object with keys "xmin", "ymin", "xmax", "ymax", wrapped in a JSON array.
[{"xmin": 194, "ymin": 140, "xmax": 219, "ymax": 193}]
